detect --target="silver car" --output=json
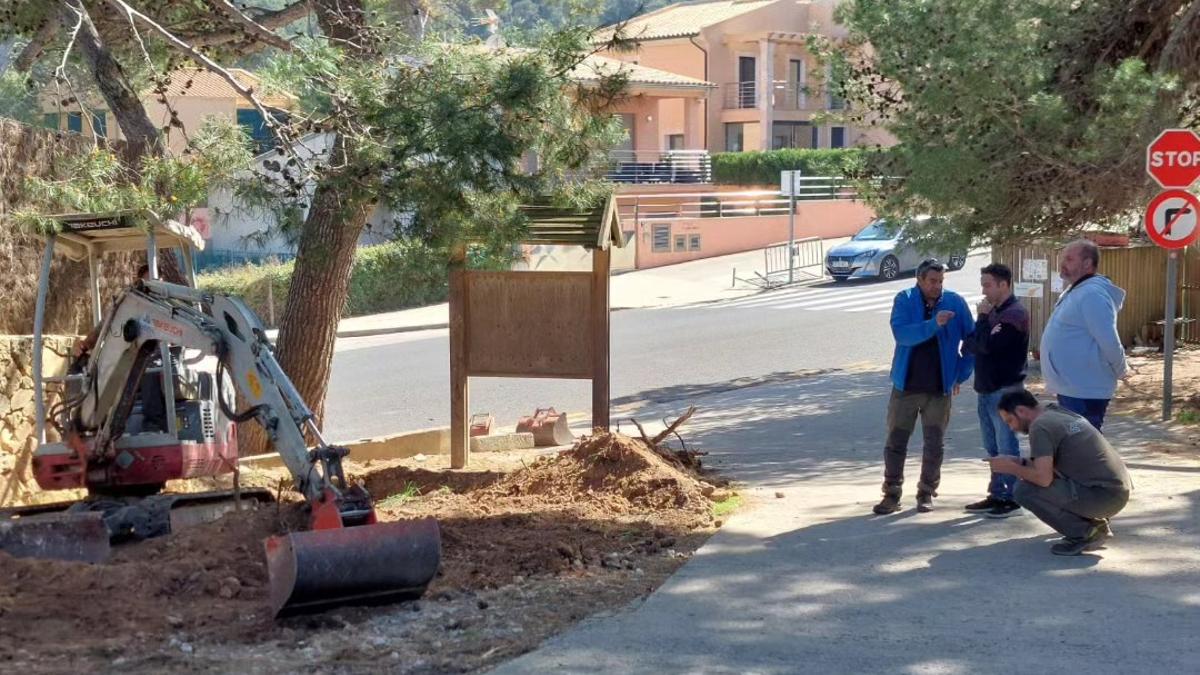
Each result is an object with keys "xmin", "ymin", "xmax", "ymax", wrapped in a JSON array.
[{"xmin": 825, "ymin": 218, "xmax": 967, "ymax": 281}]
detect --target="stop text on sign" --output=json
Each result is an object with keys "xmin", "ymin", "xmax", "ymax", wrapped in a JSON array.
[
  {"xmin": 1146, "ymin": 129, "xmax": 1200, "ymax": 188},
  {"xmin": 1148, "ymin": 150, "xmax": 1200, "ymax": 168}
]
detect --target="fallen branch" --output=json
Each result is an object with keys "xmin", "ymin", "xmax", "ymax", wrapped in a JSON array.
[
  {"xmin": 628, "ymin": 406, "xmax": 705, "ymax": 470},
  {"xmin": 652, "ymin": 405, "xmax": 695, "ymax": 446}
]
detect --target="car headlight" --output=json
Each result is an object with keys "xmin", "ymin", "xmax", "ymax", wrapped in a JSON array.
[{"xmin": 856, "ymin": 249, "xmax": 878, "ymax": 260}]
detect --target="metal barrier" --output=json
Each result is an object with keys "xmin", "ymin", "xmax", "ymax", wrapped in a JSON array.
[
  {"xmin": 606, "ymin": 150, "xmax": 711, "ymax": 185},
  {"xmin": 732, "ymin": 237, "xmax": 825, "ymax": 289},
  {"xmin": 616, "ymin": 179, "xmax": 858, "ymax": 224}
]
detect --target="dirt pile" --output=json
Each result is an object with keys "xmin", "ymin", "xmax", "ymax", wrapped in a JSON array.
[{"xmin": 484, "ymin": 431, "xmax": 715, "ymax": 516}]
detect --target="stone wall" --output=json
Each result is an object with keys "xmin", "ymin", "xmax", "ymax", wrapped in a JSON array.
[
  {"xmin": 0, "ymin": 335, "xmax": 77, "ymax": 506},
  {"xmin": 0, "ymin": 118, "xmax": 138, "ymax": 335}
]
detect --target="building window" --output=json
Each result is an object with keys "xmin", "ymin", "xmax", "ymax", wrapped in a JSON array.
[
  {"xmin": 827, "ymin": 65, "xmax": 845, "ymax": 110},
  {"xmin": 652, "ymin": 225, "xmax": 671, "ymax": 253},
  {"xmin": 811, "ymin": 125, "xmax": 821, "ymax": 149},
  {"xmin": 92, "ymin": 112, "xmax": 107, "ymax": 139},
  {"xmin": 237, "ymin": 107, "xmax": 285, "ymax": 155},
  {"xmin": 667, "ymin": 134, "xmax": 685, "ymax": 150},
  {"xmin": 689, "ymin": 234, "xmax": 702, "ymax": 251},
  {"xmin": 674, "ymin": 234, "xmax": 687, "ymax": 251},
  {"xmin": 66, "ymin": 112, "xmax": 83, "ymax": 134},
  {"xmin": 737, "ymin": 56, "xmax": 756, "ymax": 108},
  {"xmin": 772, "ymin": 121, "xmax": 814, "ymax": 150},
  {"xmin": 831, "ymin": 126, "xmax": 846, "ymax": 148},
  {"xmin": 43, "ymin": 113, "xmax": 59, "ymax": 130},
  {"xmin": 725, "ymin": 123, "xmax": 745, "ymax": 152}
]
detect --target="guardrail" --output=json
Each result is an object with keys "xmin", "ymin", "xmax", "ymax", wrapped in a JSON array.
[
  {"xmin": 732, "ymin": 237, "xmax": 825, "ymax": 289},
  {"xmin": 616, "ymin": 178, "xmax": 858, "ymax": 223}
]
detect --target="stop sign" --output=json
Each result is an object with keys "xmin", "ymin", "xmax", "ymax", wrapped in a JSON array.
[{"xmin": 1146, "ymin": 129, "xmax": 1200, "ymax": 188}]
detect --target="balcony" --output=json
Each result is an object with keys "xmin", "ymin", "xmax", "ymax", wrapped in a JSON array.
[
  {"xmin": 606, "ymin": 150, "xmax": 712, "ymax": 185},
  {"xmin": 722, "ymin": 81, "xmax": 846, "ymax": 112}
]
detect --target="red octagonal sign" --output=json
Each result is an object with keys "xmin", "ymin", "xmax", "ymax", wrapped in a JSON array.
[{"xmin": 1147, "ymin": 129, "xmax": 1200, "ymax": 188}]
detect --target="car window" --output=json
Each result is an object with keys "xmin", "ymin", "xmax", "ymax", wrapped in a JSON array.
[{"xmin": 852, "ymin": 220, "xmax": 896, "ymax": 241}]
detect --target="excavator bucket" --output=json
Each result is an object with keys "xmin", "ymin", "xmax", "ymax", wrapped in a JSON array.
[
  {"xmin": 0, "ymin": 511, "xmax": 110, "ymax": 564},
  {"xmin": 265, "ymin": 517, "xmax": 441, "ymax": 617}
]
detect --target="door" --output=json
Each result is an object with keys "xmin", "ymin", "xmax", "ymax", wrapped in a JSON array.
[
  {"xmin": 614, "ymin": 114, "xmax": 635, "ymax": 153},
  {"xmin": 738, "ymin": 56, "xmax": 756, "ymax": 108},
  {"xmin": 790, "ymin": 59, "xmax": 805, "ymax": 109},
  {"xmin": 894, "ymin": 227, "xmax": 921, "ymax": 272}
]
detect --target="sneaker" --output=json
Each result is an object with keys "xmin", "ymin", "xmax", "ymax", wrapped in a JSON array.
[
  {"xmin": 984, "ymin": 500, "xmax": 1022, "ymax": 519},
  {"xmin": 916, "ymin": 490, "xmax": 934, "ymax": 513},
  {"xmin": 964, "ymin": 496, "xmax": 1000, "ymax": 513},
  {"xmin": 872, "ymin": 493, "xmax": 902, "ymax": 515},
  {"xmin": 1050, "ymin": 523, "xmax": 1109, "ymax": 556}
]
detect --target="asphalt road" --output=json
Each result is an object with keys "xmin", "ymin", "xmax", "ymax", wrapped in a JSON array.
[{"xmin": 323, "ymin": 254, "xmax": 990, "ymax": 441}]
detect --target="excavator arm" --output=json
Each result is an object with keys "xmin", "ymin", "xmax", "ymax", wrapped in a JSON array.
[{"xmin": 64, "ymin": 279, "xmax": 440, "ymax": 615}]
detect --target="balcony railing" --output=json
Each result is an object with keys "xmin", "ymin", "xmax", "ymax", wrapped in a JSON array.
[
  {"xmin": 723, "ymin": 81, "xmax": 759, "ymax": 109},
  {"xmin": 722, "ymin": 81, "xmax": 847, "ymax": 112},
  {"xmin": 606, "ymin": 150, "xmax": 712, "ymax": 185}
]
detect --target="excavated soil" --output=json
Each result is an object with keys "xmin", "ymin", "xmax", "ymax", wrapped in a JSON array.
[{"xmin": 0, "ymin": 431, "xmax": 731, "ymax": 674}]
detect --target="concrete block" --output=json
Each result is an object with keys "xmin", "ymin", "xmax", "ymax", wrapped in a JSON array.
[
  {"xmin": 470, "ymin": 432, "xmax": 536, "ymax": 453},
  {"xmin": 239, "ymin": 425, "xmax": 451, "ymax": 468}
]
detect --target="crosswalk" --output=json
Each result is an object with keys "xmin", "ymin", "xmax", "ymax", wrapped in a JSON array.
[{"xmin": 696, "ymin": 283, "xmax": 986, "ymax": 316}]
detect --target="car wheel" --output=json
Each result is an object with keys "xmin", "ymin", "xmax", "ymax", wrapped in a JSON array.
[
  {"xmin": 879, "ymin": 255, "xmax": 900, "ymax": 281},
  {"xmin": 948, "ymin": 255, "xmax": 966, "ymax": 271}
]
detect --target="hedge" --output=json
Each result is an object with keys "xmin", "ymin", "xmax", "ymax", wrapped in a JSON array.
[
  {"xmin": 711, "ymin": 148, "xmax": 873, "ymax": 186},
  {"xmin": 197, "ymin": 240, "xmax": 512, "ymax": 326}
]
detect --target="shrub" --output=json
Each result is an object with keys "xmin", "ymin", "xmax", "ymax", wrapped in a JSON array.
[
  {"xmin": 198, "ymin": 240, "xmax": 513, "ymax": 325},
  {"xmin": 712, "ymin": 148, "xmax": 873, "ymax": 186}
]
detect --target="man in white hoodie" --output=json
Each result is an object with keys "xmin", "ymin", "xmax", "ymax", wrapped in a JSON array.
[{"xmin": 1039, "ymin": 239, "xmax": 1128, "ymax": 430}]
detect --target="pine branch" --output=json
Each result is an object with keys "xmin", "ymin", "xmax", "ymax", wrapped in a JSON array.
[{"xmin": 207, "ymin": 0, "xmax": 295, "ymax": 52}]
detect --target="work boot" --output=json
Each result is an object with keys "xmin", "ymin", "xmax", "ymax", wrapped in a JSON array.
[
  {"xmin": 916, "ymin": 489, "xmax": 935, "ymax": 513},
  {"xmin": 1050, "ymin": 522, "xmax": 1110, "ymax": 556},
  {"xmin": 872, "ymin": 484, "xmax": 902, "ymax": 515}
]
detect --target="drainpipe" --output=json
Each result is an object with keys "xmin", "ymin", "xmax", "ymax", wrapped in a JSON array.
[{"xmin": 689, "ymin": 35, "xmax": 709, "ymax": 149}]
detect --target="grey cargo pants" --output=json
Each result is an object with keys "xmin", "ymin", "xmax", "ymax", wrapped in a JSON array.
[
  {"xmin": 882, "ymin": 389, "xmax": 952, "ymax": 495},
  {"xmin": 1014, "ymin": 478, "xmax": 1130, "ymax": 539}
]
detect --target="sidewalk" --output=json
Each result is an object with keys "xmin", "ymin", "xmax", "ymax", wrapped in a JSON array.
[
  {"xmin": 493, "ymin": 369, "xmax": 1200, "ymax": 674},
  {"xmin": 288, "ymin": 242, "xmax": 848, "ymax": 340}
]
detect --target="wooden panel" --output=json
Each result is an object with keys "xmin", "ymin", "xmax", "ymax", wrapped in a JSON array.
[
  {"xmin": 465, "ymin": 271, "xmax": 593, "ymax": 378},
  {"xmin": 449, "ymin": 253, "xmax": 470, "ymax": 469},
  {"xmin": 591, "ymin": 248, "xmax": 611, "ymax": 430}
]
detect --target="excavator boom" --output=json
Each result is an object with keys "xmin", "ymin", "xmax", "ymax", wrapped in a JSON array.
[{"xmin": 4, "ymin": 279, "xmax": 440, "ymax": 616}]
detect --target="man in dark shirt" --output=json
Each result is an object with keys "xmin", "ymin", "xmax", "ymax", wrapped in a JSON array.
[
  {"xmin": 874, "ymin": 259, "xmax": 975, "ymax": 515},
  {"xmin": 962, "ymin": 263, "xmax": 1030, "ymax": 518},
  {"xmin": 992, "ymin": 390, "xmax": 1132, "ymax": 555}
]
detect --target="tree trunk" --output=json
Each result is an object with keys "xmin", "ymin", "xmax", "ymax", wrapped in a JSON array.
[
  {"xmin": 261, "ymin": 0, "xmax": 371, "ymax": 435},
  {"xmin": 273, "ymin": 137, "xmax": 371, "ymax": 430},
  {"xmin": 62, "ymin": 0, "xmax": 162, "ymax": 159}
]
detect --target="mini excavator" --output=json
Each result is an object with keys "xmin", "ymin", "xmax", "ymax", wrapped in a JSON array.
[{"xmin": 0, "ymin": 213, "xmax": 440, "ymax": 617}]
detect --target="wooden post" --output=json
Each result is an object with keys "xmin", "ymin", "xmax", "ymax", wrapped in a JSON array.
[
  {"xmin": 591, "ymin": 246, "xmax": 611, "ymax": 430},
  {"xmin": 449, "ymin": 245, "xmax": 470, "ymax": 468}
]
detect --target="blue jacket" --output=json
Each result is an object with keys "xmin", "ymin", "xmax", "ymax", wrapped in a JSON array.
[
  {"xmin": 889, "ymin": 286, "xmax": 975, "ymax": 395},
  {"xmin": 1040, "ymin": 275, "xmax": 1127, "ymax": 399}
]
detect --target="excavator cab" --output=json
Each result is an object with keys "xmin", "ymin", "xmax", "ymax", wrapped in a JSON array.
[{"xmin": 1, "ymin": 212, "xmax": 440, "ymax": 617}]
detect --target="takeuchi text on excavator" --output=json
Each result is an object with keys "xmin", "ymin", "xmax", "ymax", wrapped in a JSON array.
[{"xmin": 0, "ymin": 212, "xmax": 440, "ymax": 617}]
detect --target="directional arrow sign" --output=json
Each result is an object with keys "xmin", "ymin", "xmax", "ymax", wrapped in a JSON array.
[
  {"xmin": 1147, "ymin": 129, "xmax": 1200, "ymax": 188},
  {"xmin": 1144, "ymin": 189, "xmax": 1200, "ymax": 250}
]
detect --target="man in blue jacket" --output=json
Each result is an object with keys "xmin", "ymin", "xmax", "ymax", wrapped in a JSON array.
[
  {"xmin": 1040, "ymin": 239, "xmax": 1128, "ymax": 431},
  {"xmin": 874, "ymin": 259, "xmax": 976, "ymax": 514}
]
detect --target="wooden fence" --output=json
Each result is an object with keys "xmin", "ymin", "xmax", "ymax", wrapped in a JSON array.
[{"xmin": 992, "ymin": 242, "xmax": 1200, "ymax": 349}]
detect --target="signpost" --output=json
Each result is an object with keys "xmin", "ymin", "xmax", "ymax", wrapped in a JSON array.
[
  {"xmin": 1145, "ymin": 129, "xmax": 1200, "ymax": 420},
  {"xmin": 781, "ymin": 170, "xmax": 802, "ymax": 283}
]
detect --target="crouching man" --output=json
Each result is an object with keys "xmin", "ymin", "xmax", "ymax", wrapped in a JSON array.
[{"xmin": 989, "ymin": 390, "xmax": 1132, "ymax": 556}]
